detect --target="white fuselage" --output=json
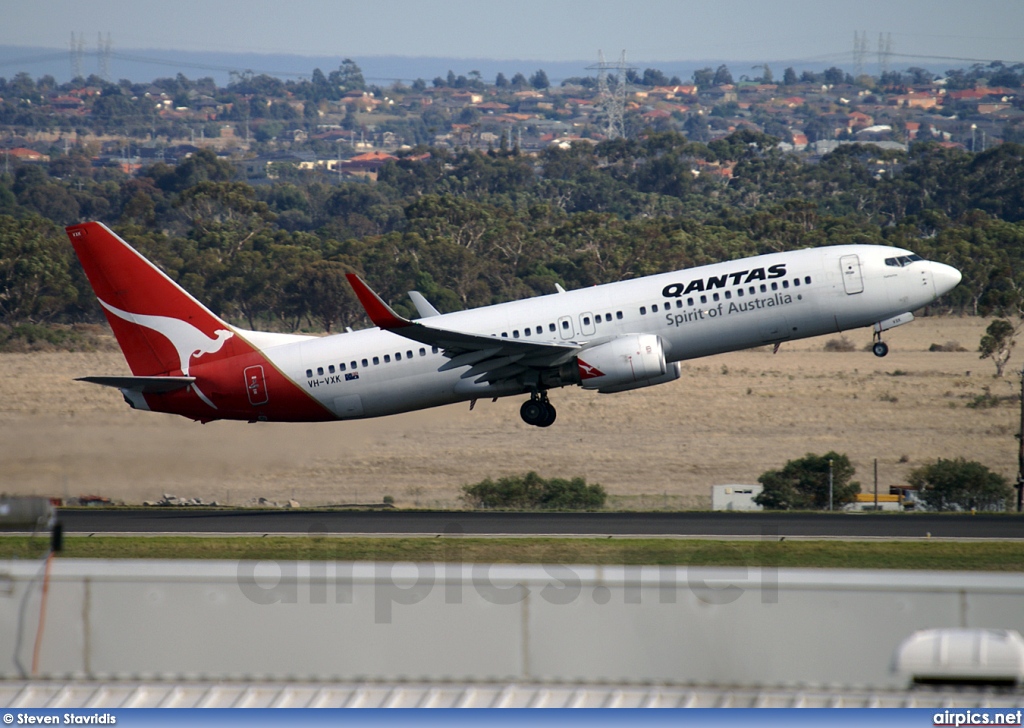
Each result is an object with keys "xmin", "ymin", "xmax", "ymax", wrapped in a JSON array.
[{"xmin": 249, "ymin": 244, "xmax": 958, "ymax": 420}]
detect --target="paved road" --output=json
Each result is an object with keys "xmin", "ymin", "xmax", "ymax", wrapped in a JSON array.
[{"xmin": 57, "ymin": 509, "xmax": 1024, "ymax": 538}]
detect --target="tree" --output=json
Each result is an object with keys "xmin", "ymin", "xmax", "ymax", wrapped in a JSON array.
[
  {"xmin": 979, "ymin": 318, "xmax": 1017, "ymax": 377},
  {"xmin": 530, "ymin": 69, "xmax": 550, "ymax": 90},
  {"xmin": 683, "ymin": 114, "xmax": 710, "ymax": 142},
  {"xmin": 148, "ymin": 148, "xmax": 236, "ymax": 193},
  {"xmin": 693, "ymin": 67, "xmax": 714, "ymax": 90},
  {"xmin": 713, "ymin": 64, "xmax": 734, "ymax": 86},
  {"xmin": 755, "ymin": 452, "xmax": 860, "ymax": 510},
  {"xmin": 0, "ymin": 214, "xmax": 77, "ymax": 322},
  {"xmin": 329, "ymin": 59, "xmax": 364, "ymax": 93},
  {"xmin": 822, "ymin": 66, "xmax": 846, "ymax": 86},
  {"xmin": 495, "ymin": 72, "xmax": 508, "ymax": 88},
  {"xmin": 804, "ymin": 116, "xmax": 834, "ymax": 143},
  {"xmin": 782, "ymin": 67, "xmax": 798, "ymax": 86},
  {"xmin": 908, "ymin": 458, "xmax": 1013, "ymax": 511},
  {"xmin": 310, "ymin": 68, "xmax": 331, "ymax": 100},
  {"xmin": 287, "ymin": 260, "xmax": 358, "ymax": 332},
  {"xmin": 906, "ymin": 67, "xmax": 934, "ymax": 85},
  {"xmin": 641, "ymin": 68, "xmax": 669, "ymax": 87}
]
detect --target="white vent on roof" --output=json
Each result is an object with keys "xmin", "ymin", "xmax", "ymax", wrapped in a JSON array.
[{"xmin": 894, "ymin": 629, "xmax": 1024, "ymax": 685}]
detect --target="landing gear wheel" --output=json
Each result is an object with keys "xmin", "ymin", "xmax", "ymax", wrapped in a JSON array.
[
  {"xmin": 520, "ymin": 394, "xmax": 557, "ymax": 427},
  {"xmin": 872, "ymin": 341, "xmax": 889, "ymax": 358},
  {"xmin": 537, "ymin": 402, "xmax": 557, "ymax": 428},
  {"xmin": 520, "ymin": 399, "xmax": 547, "ymax": 426}
]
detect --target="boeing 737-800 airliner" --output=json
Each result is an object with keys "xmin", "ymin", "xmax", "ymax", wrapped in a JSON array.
[{"xmin": 66, "ymin": 221, "xmax": 961, "ymax": 427}]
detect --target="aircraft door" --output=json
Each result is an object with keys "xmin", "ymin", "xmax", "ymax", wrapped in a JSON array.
[
  {"xmin": 579, "ymin": 312, "xmax": 597, "ymax": 336},
  {"xmin": 557, "ymin": 315, "xmax": 575, "ymax": 340},
  {"xmin": 840, "ymin": 254, "xmax": 864, "ymax": 294},
  {"xmin": 243, "ymin": 365, "xmax": 269, "ymax": 405}
]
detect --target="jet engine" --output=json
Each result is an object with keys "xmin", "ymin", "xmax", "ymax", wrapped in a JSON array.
[{"xmin": 576, "ymin": 334, "xmax": 681, "ymax": 394}]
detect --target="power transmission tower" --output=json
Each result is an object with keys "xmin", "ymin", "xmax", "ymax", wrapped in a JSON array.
[
  {"xmin": 98, "ymin": 32, "xmax": 112, "ymax": 81},
  {"xmin": 877, "ymin": 32, "xmax": 892, "ymax": 77},
  {"xmin": 853, "ymin": 31, "xmax": 868, "ymax": 78},
  {"xmin": 587, "ymin": 50, "xmax": 634, "ymax": 140},
  {"xmin": 69, "ymin": 32, "xmax": 85, "ymax": 80}
]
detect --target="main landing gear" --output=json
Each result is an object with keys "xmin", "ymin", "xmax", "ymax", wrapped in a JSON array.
[
  {"xmin": 872, "ymin": 328, "xmax": 889, "ymax": 358},
  {"xmin": 520, "ymin": 391, "xmax": 557, "ymax": 427}
]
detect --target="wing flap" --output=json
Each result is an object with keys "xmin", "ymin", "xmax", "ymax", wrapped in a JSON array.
[
  {"xmin": 460, "ymin": 354, "xmax": 526, "ymax": 379},
  {"xmin": 438, "ymin": 347, "xmax": 503, "ymax": 372},
  {"xmin": 476, "ymin": 364, "xmax": 529, "ymax": 383}
]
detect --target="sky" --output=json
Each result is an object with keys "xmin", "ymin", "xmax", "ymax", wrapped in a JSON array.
[{"xmin": 3, "ymin": 0, "xmax": 1023, "ymax": 67}]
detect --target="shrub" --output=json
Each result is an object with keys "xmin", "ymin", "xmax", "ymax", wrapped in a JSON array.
[
  {"xmin": 929, "ymin": 341, "xmax": 967, "ymax": 352},
  {"xmin": 462, "ymin": 471, "xmax": 606, "ymax": 510},
  {"xmin": 823, "ymin": 337, "xmax": 856, "ymax": 352},
  {"xmin": 967, "ymin": 388, "xmax": 1002, "ymax": 409},
  {"xmin": 907, "ymin": 458, "xmax": 1013, "ymax": 511}
]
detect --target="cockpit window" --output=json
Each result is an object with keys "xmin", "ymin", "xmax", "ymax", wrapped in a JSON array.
[{"xmin": 885, "ymin": 254, "xmax": 924, "ymax": 268}]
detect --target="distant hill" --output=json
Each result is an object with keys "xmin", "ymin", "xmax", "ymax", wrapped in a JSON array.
[{"xmin": 0, "ymin": 45, "xmax": 856, "ymax": 87}]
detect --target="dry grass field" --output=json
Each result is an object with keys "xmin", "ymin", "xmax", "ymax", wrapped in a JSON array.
[{"xmin": 0, "ymin": 317, "xmax": 1017, "ymax": 509}]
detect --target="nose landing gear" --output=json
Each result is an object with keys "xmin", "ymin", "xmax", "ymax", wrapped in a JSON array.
[
  {"xmin": 520, "ymin": 391, "xmax": 557, "ymax": 427},
  {"xmin": 871, "ymin": 313, "xmax": 914, "ymax": 357},
  {"xmin": 872, "ymin": 328, "xmax": 889, "ymax": 358}
]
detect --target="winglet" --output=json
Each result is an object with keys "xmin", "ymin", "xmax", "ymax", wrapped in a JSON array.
[
  {"xmin": 408, "ymin": 290, "xmax": 441, "ymax": 318},
  {"xmin": 346, "ymin": 273, "xmax": 412, "ymax": 330}
]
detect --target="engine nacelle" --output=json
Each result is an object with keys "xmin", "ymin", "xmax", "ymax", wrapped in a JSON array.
[
  {"xmin": 577, "ymin": 334, "xmax": 678, "ymax": 393},
  {"xmin": 596, "ymin": 361, "xmax": 681, "ymax": 394}
]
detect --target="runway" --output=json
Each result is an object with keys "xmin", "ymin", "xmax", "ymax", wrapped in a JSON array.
[{"xmin": 57, "ymin": 509, "xmax": 1024, "ymax": 538}]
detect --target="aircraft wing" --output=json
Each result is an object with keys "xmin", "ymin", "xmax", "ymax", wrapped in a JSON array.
[{"xmin": 347, "ymin": 274, "xmax": 580, "ymax": 384}]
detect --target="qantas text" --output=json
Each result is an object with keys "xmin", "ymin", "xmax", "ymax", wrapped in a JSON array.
[{"xmin": 661, "ymin": 264, "xmax": 787, "ymax": 298}]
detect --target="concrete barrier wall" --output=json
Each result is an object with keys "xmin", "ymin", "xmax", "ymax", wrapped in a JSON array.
[{"xmin": 1, "ymin": 560, "xmax": 1022, "ymax": 688}]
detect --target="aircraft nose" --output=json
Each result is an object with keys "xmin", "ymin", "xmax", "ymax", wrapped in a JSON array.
[{"xmin": 932, "ymin": 262, "xmax": 962, "ymax": 297}]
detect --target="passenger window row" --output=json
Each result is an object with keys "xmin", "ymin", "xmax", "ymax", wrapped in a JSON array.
[
  {"xmin": 498, "ymin": 311, "xmax": 624, "ymax": 339},
  {"xmin": 306, "ymin": 346, "xmax": 440, "ymax": 378},
  {"xmin": 639, "ymin": 276, "xmax": 813, "ymax": 315}
]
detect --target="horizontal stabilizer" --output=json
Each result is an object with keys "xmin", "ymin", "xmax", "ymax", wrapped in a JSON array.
[{"xmin": 76, "ymin": 375, "xmax": 196, "ymax": 394}]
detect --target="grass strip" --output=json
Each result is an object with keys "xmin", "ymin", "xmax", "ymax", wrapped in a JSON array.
[{"xmin": 1, "ymin": 536, "xmax": 1023, "ymax": 570}]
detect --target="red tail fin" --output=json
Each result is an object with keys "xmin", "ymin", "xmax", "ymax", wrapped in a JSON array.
[{"xmin": 66, "ymin": 222, "xmax": 239, "ymax": 376}]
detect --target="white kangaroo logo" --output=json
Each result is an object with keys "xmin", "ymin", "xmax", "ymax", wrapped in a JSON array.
[{"xmin": 99, "ymin": 299, "xmax": 234, "ymax": 409}]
